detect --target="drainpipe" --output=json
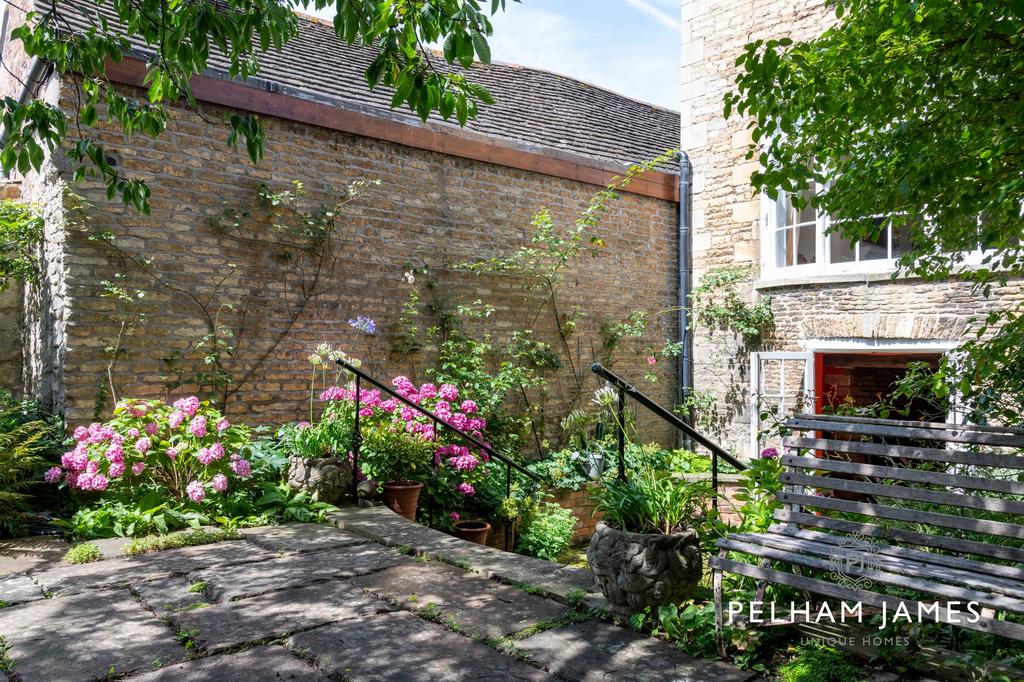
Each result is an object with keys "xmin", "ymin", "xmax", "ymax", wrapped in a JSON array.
[
  {"xmin": 678, "ymin": 151, "xmax": 693, "ymax": 431},
  {"xmin": 0, "ymin": 57, "xmax": 46, "ymax": 149}
]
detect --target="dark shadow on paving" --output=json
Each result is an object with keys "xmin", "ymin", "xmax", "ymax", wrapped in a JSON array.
[
  {"xmin": 289, "ymin": 611, "xmax": 547, "ymax": 681},
  {"xmin": 516, "ymin": 620, "xmax": 757, "ymax": 682},
  {"xmin": 350, "ymin": 562, "xmax": 566, "ymax": 640},
  {"xmin": 173, "ymin": 580, "xmax": 394, "ymax": 653},
  {"xmin": 130, "ymin": 644, "xmax": 328, "ymax": 681},
  {"xmin": 0, "ymin": 588, "xmax": 185, "ymax": 679}
]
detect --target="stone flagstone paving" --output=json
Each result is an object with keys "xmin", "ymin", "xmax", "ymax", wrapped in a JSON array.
[{"xmin": 0, "ymin": 519, "xmax": 759, "ymax": 681}]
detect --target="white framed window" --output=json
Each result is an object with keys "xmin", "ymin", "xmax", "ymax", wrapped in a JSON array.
[{"xmin": 762, "ymin": 189, "xmax": 913, "ymax": 278}]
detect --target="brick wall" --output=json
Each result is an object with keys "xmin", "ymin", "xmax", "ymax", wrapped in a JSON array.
[
  {"xmin": 549, "ymin": 484, "xmax": 602, "ymax": 542},
  {"xmin": 681, "ymin": 0, "xmax": 1024, "ymax": 458},
  {"xmin": 19, "ymin": 76, "xmax": 681, "ymax": 443}
]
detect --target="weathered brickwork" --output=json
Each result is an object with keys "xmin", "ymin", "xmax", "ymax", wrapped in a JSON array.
[
  {"xmin": 682, "ymin": 0, "xmax": 1024, "ymax": 458},
  {"xmin": 549, "ymin": 484, "xmax": 602, "ymax": 542},
  {"xmin": 15, "ymin": 76, "xmax": 681, "ymax": 442}
]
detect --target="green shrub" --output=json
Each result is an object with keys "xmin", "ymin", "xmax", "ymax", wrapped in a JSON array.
[
  {"xmin": 777, "ymin": 645, "xmax": 867, "ymax": 682},
  {"xmin": 0, "ymin": 395, "xmax": 62, "ymax": 536},
  {"xmin": 123, "ymin": 528, "xmax": 239, "ymax": 556},
  {"xmin": 593, "ymin": 466, "xmax": 712, "ymax": 535},
  {"xmin": 516, "ymin": 502, "xmax": 576, "ymax": 561},
  {"xmin": 64, "ymin": 542, "xmax": 101, "ymax": 564}
]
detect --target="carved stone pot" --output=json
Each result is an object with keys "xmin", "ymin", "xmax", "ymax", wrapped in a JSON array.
[
  {"xmin": 286, "ymin": 456, "xmax": 353, "ymax": 505},
  {"xmin": 586, "ymin": 522, "xmax": 702, "ymax": 615}
]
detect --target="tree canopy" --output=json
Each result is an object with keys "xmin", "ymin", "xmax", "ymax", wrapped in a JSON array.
[
  {"xmin": 2, "ymin": 0, "xmax": 516, "ymax": 212},
  {"xmin": 726, "ymin": 0, "xmax": 1024, "ymax": 424}
]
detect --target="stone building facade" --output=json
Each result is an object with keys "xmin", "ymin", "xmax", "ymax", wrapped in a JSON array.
[
  {"xmin": 0, "ymin": 3, "xmax": 683, "ymax": 448},
  {"xmin": 682, "ymin": 0, "xmax": 1024, "ymax": 458}
]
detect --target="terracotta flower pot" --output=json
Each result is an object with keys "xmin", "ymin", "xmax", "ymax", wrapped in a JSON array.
[
  {"xmin": 381, "ymin": 481, "xmax": 424, "ymax": 520},
  {"xmin": 453, "ymin": 519, "xmax": 491, "ymax": 545}
]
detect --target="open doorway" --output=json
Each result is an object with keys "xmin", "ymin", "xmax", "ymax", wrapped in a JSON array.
[
  {"xmin": 751, "ymin": 341, "xmax": 958, "ymax": 457},
  {"xmin": 814, "ymin": 351, "xmax": 948, "ymax": 421}
]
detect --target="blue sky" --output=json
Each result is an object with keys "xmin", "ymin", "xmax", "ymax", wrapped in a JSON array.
[{"xmin": 304, "ymin": 1, "xmax": 680, "ymax": 111}]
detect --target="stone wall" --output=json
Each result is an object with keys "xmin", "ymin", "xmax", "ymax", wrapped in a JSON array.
[
  {"xmin": 681, "ymin": 0, "xmax": 1024, "ymax": 458},
  {"xmin": 22, "ymin": 76, "xmax": 681, "ymax": 444},
  {"xmin": 0, "ymin": 281, "xmax": 21, "ymax": 394}
]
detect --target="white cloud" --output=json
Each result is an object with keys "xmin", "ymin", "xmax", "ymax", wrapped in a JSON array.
[
  {"xmin": 488, "ymin": 5, "xmax": 679, "ymax": 110},
  {"xmin": 622, "ymin": 0, "xmax": 680, "ymax": 31}
]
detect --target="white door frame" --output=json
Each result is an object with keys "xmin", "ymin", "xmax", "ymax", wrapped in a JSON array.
[{"xmin": 750, "ymin": 351, "xmax": 814, "ymax": 459}]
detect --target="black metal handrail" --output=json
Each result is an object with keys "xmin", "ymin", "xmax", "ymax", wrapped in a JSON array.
[
  {"xmin": 335, "ymin": 358, "xmax": 543, "ymax": 540},
  {"xmin": 591, "ymin": 362, "xmax": 746, "ymax": 510}
]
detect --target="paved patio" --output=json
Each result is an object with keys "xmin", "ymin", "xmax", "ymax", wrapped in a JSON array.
[{"xmin": 0, "ymin": 513, "xmax": 757, "ymax": 681}]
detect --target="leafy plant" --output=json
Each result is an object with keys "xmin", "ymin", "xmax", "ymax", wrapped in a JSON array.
[
  {"xmin": 731, "ymin": 450, "xmax": 784, "ymax": 534},
  {"xmin": 726, "ymin": 0, "xmax": 1024, "ymax": 442},
  {"xmin": 516, "ymin": 501, "xmax": 576, "ymax": 562},
  {"xmin": 63, "ymin": 542, "xmax": 101, "ymax": 564},
  {"xmin": 122, "ymin": 528, "xmax": 239, "ymax": 556},
  {"xmin": 256, "ymin": 481, "xmax": 336, "ymax": 523},
  {"xmin": 690, "ymin": 266, "xmax": 772, "ymax": 340},
  {"xmin": 0, "ymin": 395, "xmax": 61, "ymax": 535},
  {"xmin": 0, "ymin": 200, "xmax": 43, "ymax": 289},
  {"xmin": 593, "ymin": 467, "xmax": 713, "ymax": 535},
  {"xmin": 47, "ymin": 396, "xmax": 253, "ymax": 501},
  {"xmin": 676, "ymin": 388, "xmax": 718, "ymax": 433},
  {"xmin": 54, "ymin": 494, "xmax": 207, "ymax": 539},
  {"xmin": 777, "ymin": 644, "xmax": 866, "ymax": 682},
  {"xmin": 527, "ymin": 447, "xmax": 601, "ymax": 492}
]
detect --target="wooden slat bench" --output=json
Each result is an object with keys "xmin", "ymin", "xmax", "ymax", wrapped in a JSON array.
[{"xmin": 711, "ymin": 413, "xmax": 1024, "ymax": 642}]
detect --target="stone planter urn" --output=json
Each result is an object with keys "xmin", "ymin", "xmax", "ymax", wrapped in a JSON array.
[
  {"xmin": 286, "ymin": 456, "xmax": 353, "ymax": 505},
  {"xmin": 586, "ymin": 522, "xmax": 702, "ymax": 615}
]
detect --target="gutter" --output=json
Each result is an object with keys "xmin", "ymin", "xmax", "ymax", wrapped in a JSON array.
[{"xmin": 678, "ymin": 151, "xmax": 693, "ymax": 429}]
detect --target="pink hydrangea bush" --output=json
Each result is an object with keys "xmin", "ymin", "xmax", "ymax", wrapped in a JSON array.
[
  {"xmin": 47, "ymin": 397, "xmax": 254, "ymax": 502},
  {"xmin": 308, "ymin": 376, "xmax": 491, "ymax": 505}
]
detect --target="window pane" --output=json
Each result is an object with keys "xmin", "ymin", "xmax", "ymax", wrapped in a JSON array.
[
  {"xmin": 860, "ymin": 230, "xmax": 888, "ymax": 260},
  {"xmin": 796, "ymin": 224, "xmax": 816, "ymax": 264},
  {"xmin": 775, "ymin": 228, "xmax": 793, "ymax": 267},
  {"xmin": 891, "ymin": 224, "xmax": 913, "ymax": 258},
  {"xmin": 780, "ymin": 190, "xmax": 816, "ymax": 227},
  {"xmin": 829, "ymin": 232, "xmax": 856, "ymax": 263}
]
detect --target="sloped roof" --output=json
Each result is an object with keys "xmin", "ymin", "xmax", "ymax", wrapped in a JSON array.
[{"xmin": 50, "ymin": 2, "xmax": 680, "ymax": 171}]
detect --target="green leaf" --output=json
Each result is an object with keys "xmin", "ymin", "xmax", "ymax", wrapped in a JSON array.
[{"xmin": 471, "ymin": 31, "xmax": 491, "ymax": 64}]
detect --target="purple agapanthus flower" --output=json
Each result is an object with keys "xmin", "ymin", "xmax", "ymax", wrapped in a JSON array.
[{"xmin": 348, "ymin": 316, "xmax": 377, "ymax": 334}]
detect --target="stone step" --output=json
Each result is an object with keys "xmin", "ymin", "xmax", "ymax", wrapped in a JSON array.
[{"xmin": 326, "ymin": 505, "xmax": 606, "ymax": 609}]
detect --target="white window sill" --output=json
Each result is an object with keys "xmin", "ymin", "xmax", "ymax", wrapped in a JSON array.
[{"xmin": 754, "ymin": 267, "xmax": 917, "ymax": 291}]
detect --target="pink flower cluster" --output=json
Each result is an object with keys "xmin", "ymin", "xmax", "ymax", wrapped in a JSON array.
[
  {"xmin": 314, "ymin": 376, "xmax": 492, "ymax": 500},
  {"xmin": 46, "ymin": 396, "xmax": 253, "ymax": 501}
]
